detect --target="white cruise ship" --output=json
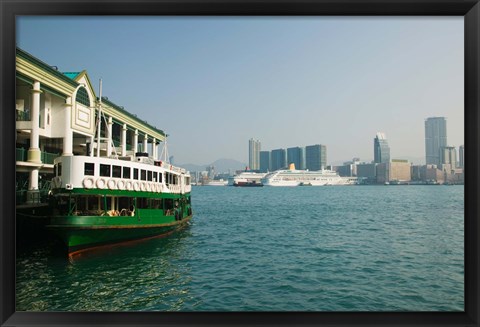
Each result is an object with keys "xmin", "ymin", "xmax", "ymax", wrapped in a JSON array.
[
  {"xmin": 261, "ymin": 164, "xmax": 357, "ymax": 187},
  {"xmin": 227, "ymin": 171, "xmax": 267, "ymax": 186}
]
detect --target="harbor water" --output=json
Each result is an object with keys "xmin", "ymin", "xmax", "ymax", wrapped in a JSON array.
[{"xmin": 16, "ymin": 185, "xmax": 464, "ymax": 311}]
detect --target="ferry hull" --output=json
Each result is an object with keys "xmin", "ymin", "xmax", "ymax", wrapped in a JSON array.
[{"xmin": 48, "ymin": 215, "xmax": 192, "ymax": 256}]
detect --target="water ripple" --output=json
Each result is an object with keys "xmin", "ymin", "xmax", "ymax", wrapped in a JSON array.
[{"xmin": 17, "ymin": 186, "xmax": 464, "ymax": 311}]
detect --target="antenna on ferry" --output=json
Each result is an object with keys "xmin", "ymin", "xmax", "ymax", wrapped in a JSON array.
[{"xmin": 96, "ymin": 79, "xmax": 103, "ymax": 158}]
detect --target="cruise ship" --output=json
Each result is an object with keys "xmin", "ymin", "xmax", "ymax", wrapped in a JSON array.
[{"xmin": 261, "ymin": 164, "xmax": 357, "ymax": 187}]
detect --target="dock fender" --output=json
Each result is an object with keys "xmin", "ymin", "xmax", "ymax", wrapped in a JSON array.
[
  {"xmin": 83, "ymin": 177, "xmax": 95, "ymax": 189},
  {"xmin": 96, "ymin": 178, "xmax": 107, "ymax": 189}
]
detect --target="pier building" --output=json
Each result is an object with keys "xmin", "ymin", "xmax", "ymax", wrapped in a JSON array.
[{"xmin": 16, "ymin": 47, "xmax": 166, "ymax": 204}]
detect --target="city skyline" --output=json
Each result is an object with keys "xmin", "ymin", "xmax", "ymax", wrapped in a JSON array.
[{"xmin": 16, "ymin": 17, "xmax": 464, "ymax": 165}]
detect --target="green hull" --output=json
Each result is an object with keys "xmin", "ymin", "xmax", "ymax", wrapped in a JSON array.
[
  {"xmin": 48, "ymin": 215, "xmax": 192, "ymax": 256},
  {"xmin": 48, "ymin": 188, "xmax": 193, "ymax": 256}
]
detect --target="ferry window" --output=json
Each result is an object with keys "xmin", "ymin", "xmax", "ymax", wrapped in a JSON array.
[
  {"xmin": 158, "ymin": 173, "xmax": 162, "ymax": 183},
  {"xmin": 100, "ymin": 164, "xmax": 111, "ymax": 177},
  {"xmin": 112, "ymin": 165, "xmax": 122, "ymax": 178},
  {"xmin": 141, "ymin": 170, "xmax": 147, "ymax": 181},
  {"xmin": 147, "ymin": 171, "xmax": 152, "ymax": 181},
  {"xmin": 84, "ymin": 163, "xmax": 95, "ymax": 176},
  {"xmin": 57, "ymin": 163, "xmax": 62, "ymax": 176},
  {"xmin": 186, "ymin": 177, "xmax": 190, "ymax": 185},
  {"xmin": 153, "ymin": 172, "xmax": 158, "ymax": 182},
  {"xmin": 123, "ymin": 167, "xmax": 131, "ymax": 179},
  {"xmin": 165, "ymin": 172, "xmax": 169, "ymax": 185},
  {"xmin": 134, "ymin": 168, "xmax": 139, "ymax": 180}
]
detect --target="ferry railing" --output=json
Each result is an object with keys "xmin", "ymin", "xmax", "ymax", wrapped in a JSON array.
[
  {"xmin": 41, "ymin": 151, "xmax": 59, "ymax": 165},
  {"xmin": 16, "ymin": 148, "xmax": 28, "ymax": 162},
  {"xmin": 16, "ymin": 148, "xmax": 59, "ymax": 164},
  {"xmin": 113, "ymin": 139, "xmax": 132, "ymax": 151}
]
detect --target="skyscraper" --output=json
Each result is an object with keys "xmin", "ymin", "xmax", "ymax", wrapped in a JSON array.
[
  {"xmin": 287, "ymin": 147, "xmax": 305, "ymax": 170},
  {"xmin": 459, "ymin": 145, "xmax": 464, "ymax": 168},
  {"xmin": 373, "ymin": 132, "xmax": 390, "ymax": 164},
  {"xmin": 271, "ymin": 148, "xmax": 287, "ymax": 171},
  {"xmin": 425, "ymin": 117, "xmax": 447, "ymax": 166},
  {"xmin": 305, "ymin": 144, "xmax": 327, "ymax": 171},
  {"xmin": 248, "ymin": 138, "xmax": 261, "ymax": 170},
  {"xmin": 440, "ymin": 146, "xmax": 457, "ymax": 169},
  {"xmin": 260, "ymin": 151, "xmax": 271, "ymax": 172}
]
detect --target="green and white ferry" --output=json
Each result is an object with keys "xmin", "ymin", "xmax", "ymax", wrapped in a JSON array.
[{"xmin": 48, "ymin": 152, "xmax": 192, "ymax": 256}]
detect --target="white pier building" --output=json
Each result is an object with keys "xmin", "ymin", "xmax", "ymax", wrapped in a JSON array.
[{"xmin": 16, "ymin": 47, "xmax": 166, "ymax": 204}]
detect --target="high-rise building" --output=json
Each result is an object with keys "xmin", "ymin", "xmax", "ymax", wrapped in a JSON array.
[
  {"xmin": 305, "ymin": 144, "xmax": 327, "ymax": 171},
  {"xmin": 440, "ymin": 146, "xmax": 457, "ymax": 169},
  {"xmin": 459, "ymin": 145, "xmax": 464, "ymax": 168},
  {"xmin": 425, "ymin": 117, "xmax": 447, "ymax": 166},
  {"xmin": 271, "ymin": 149, "xmax": 287, "ymax": 171},
  {"xmin": 374, "ymin": 132, "xmax": 390, "ymax": 163},
  {"xmin": 287, "ymin": 147, "xmax": 305, "ymax": 170},
  {"xmin": 248, "ymin": 138, "xmax": 261, "ymax": 170},
  {"xmin": 260, "ymin": 151, "xmax": 271, "ymax": 172}
]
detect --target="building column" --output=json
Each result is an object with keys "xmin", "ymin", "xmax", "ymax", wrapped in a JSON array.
[
  {"xmin": 28, "ymin": 81, "xmax": 42, "ymax": 164},
  {"xmin": 26, "ymin": 81, "xmax": 42, "ymax": 203},
  {"xmin": 143, "ymin": 134, "xmax": 148, "ymax": 155},
  {"xmin": 63, "ymin": 97, "xmax": 73, "ymax": 156},
  {"xmin": 152, "ymin": 138, "xmax": 157, "ymax": 160},
  {"xmin": 134, "ymin": 129, "xmax": 138, "ymax": 153},
  {"xmin": 121, "ymin": 124, "xmax": 127, "ymax": 156},
  {"xmin": 107, "ymin": 116, "xmax": 113, "ymax": 156}
]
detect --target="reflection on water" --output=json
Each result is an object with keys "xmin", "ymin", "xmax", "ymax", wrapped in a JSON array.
[{"xmin": 17, "ymin": 226, "xmax": 197, "ymax": 311}]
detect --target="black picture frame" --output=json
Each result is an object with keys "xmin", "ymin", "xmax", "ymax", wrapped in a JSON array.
[{"xmin": 1, "ymin": 1, "xmax": 479, "ymax": 326}]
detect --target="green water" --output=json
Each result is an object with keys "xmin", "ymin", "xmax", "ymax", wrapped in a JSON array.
[{"xmin": 16, "ymin": 185, "xmax": 464, "ymax": 311}]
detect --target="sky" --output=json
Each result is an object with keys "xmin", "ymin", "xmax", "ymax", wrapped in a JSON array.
[{"xmin": 16, "ymin": 16, "xmax": 464, "ymax": 166}]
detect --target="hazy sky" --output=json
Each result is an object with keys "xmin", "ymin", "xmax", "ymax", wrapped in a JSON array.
[{"xmin": 17, "ymin": 16, "xmax": 464, "ymax": 165}]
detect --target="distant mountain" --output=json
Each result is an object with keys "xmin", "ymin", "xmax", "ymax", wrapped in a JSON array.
[{"xmin": 179, "ymin": 158, "xmax": 247, "ymax": 173}]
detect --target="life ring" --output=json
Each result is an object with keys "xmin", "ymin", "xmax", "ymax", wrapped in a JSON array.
[
  {"xmin": 125, "ymin": 180, "xmax": 133, "ymax": 191},
  {"xmin": 96, "ymin": 178, "xmax": 107, "ymax": 189},
  {"xmin": 83, "ymin": 177, "xmax": 95, "ymax": 189},
  {"xmin": 108, "ymin": 179, "xmax": 117, "ymax": 190},
  {"xmin": 140, "ymin": 182, "xmax": 147, "ymax": 192},
  {"xmin": 156, "ymin": 183, "xmax": 161, "ymax": 193},
  {"xmin": 145, "ymin": 182, "xmax": 151, "ymax": 192},
  {"xmin": 117, "ymin": 180, "xmax": 125, "ymax": 190},
  {"xmin": 133, "ymin": 181, "xmax": 140, "ymax": 191}
]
